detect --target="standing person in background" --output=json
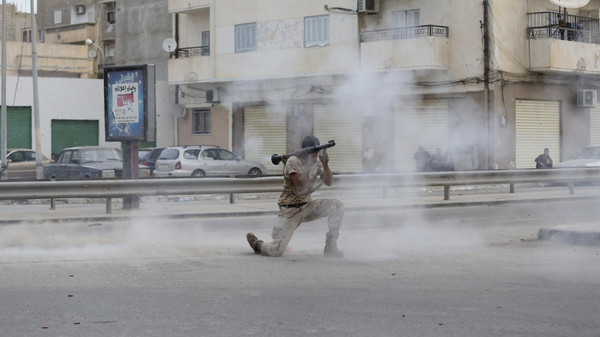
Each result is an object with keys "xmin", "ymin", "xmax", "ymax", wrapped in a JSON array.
[
  {"xmin": 413, "ymin": 146, "xmax": 431, "ymax": 172},
  {"xmin": 535, "ymin": 148, "xmax": 553, "ymax": 169},
  {"xmin": 246, "ymin": 135, "xmax": 344, "ymax": 258}
]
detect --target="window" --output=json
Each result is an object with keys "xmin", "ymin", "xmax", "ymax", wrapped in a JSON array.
[
  {"xmin": 235, "ymin": 23, "xmax": 257, "ymax": 53},
  {"xmin": 107, "ymin": 11, "xmax": 115, "ymax": 24},
  {"xmin": 201, "ymin": 31, "xmax": 210, "ymax": 56},
  {"xmin": 392, "ymin": 9, "xmax": 420, "ymax": 38},
  {"xmin": 22, "ymin": 29, "xmax": 43, "ymax": 42},
  {"xmin": 305, "ymin": 15, "xmax": 329, "ymax": 47},
  {"xmin": 54, "ymin": 10, "xmax": 62, "ymax": 24},
  {"xmin": 22, "ymin": 29, "xmax": 30, "ymax": 42},
  {"xmin": 392, "ymin": 10, "xmax": 420, "ymax": 28},
  {"xmin": 193, "ymin": 109, "xmax": 211, "ymax": 134},
  {"xmin": 217, "ymin": 149, "xmax": 237, "ymax": 161}
]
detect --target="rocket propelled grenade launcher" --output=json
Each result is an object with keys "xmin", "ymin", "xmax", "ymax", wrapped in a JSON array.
[{"xmin": 271, "ymin": 140, "xmax": 336, "ymax": 165}]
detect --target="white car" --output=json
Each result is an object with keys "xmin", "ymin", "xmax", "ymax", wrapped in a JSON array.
[
  {"xmin": 554, "ymin": 146, "xmax": 600, "ymax": 168},
  {"xmin": 153, "ymin": 145, "xmax": 267, "ymax": 177}
]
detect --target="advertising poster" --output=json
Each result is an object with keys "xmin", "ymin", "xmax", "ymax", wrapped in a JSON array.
[{"xmin": 104, "ymin": 67, "xmax": 146, "ymax": 141}]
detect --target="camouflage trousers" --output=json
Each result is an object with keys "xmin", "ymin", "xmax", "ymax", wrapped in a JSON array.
[{"xmin": 259, "ymin": 199, "xmax": 344, "ymax": 257}]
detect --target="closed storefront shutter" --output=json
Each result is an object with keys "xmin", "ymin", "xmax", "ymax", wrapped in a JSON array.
[
  {"xmin": 515, "ymin": 100, "xmax": 560, "ymax": 169},
  {"xmin": 313, "ymin": 105, "xmax": 363, "ymax": 173},
  {"xmin": 392, "ymin": 99, "xmax": 448, "ymax": 171},
  {"xmin": 243, "ymin": 106, "xmax": 287, "ymax": 174},
  {"xmin": 51, "ymin": 120, "xmax": 99, "ymax": 154},
  {"xmin": 0, "ymin": 107, "xmax": 32, "ymax": 149},
  {"xmin": 590, "ymin": 106, "xmax": 600, "ymax": 146}
]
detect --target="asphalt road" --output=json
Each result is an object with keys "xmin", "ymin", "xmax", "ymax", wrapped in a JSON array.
[{"xmin": 0, "ymin": 199, "xmax": 599, "ymax": 337}]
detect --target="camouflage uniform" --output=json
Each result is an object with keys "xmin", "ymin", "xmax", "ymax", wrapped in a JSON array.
[{"xmin": 254, "ymin": 155, "xmax": 344, "ymax": 257}]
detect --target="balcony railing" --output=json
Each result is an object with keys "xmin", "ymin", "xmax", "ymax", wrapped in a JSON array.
[
  {"xmin": 170, "ymin": 46, "xmax": 209, "ymax": 59},
  {"xmin": 528, "ymin": 11, "xmax": 600, "ymax": 44},
  {"xmin": 360, "ymin": 25, "xmax": 449, "ymax": 43}
]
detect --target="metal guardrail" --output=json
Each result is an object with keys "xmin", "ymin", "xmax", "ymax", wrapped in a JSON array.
[
  {"xmin": 360, "ymin": 25, "xmax": 449, "ymax": 42},
  {"xmin": 1, "ymin": 168, "xmax": 599, "ymax": 213},
  {"xmin": 527, "ymin": 11, "xmax": 600, "ymax": 44},
  {"xmin": 170, "ymin": 46, "xmax": 210, "ymax": 59}
]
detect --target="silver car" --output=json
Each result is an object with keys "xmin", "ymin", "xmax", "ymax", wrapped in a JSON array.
[
  {"xmin": 554, "ymin": 146, "xmax": 600, "ymax": 168},
  {"xmin": 153, "ymin": 145, "xmax": 267, "ymax": 177}
]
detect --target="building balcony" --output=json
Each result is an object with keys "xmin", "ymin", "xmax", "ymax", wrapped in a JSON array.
[
  {"xmin": 9, "ymin": 41, "xmax": 93, "ymax": 75},
  {"xmin": 44, "ymin": 23, "xmax": 96, "ymax": 44},
  {"xmin": 168, "ymin": 46, "xmax": 210, "ymax": 84},
  {"xmin": 528, "ymin": 11, "xmax": 600, "ymax": 74},
  {"xmin": 360, "ymin": 25, "xmax": 450, "ymax": 75},
  {"xmin": 168, "ymin": 0, "xmax": 209, "ymax": 13}
]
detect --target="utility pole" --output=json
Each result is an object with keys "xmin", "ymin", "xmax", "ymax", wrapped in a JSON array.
[
  {"xmin": 483, "ymin": 0, "xmax": 493, "ymax": 170},
  {"xmin": 31, "ymin": 0, "xmax": 42, "ymax": 179},
  {"xmin": 1, "ymin": 0, "xmax": 7, "ymax": 180}
]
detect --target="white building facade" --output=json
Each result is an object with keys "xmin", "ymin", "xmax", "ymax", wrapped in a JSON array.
[{"xmin": 168, "ymin": 0, "xmax": 600, "ymax": 173}]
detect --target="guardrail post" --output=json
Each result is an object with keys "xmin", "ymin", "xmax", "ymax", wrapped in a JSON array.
[
  {"xmin": 568, "ymin": 181, "xmax": 575, "ymax": 195},
  {"xmin": 444, "ymin": 186, "xmax": 450, "ymax": 200},
  {"xmin": 230, "ymin": 193, "xmax": 234, "ymax": 204},
  {"xmin": 106, "ymin": 198, "xmax": 112, "ymax": 213},
  {"xmin": 50, "ymin": 198, "xmax": 55, "ymax": 210},
  {"xmin": 510, "ymin": 183, "xmax": 515, "ymax": 193}
]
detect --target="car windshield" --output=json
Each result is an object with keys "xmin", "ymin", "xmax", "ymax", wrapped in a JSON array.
[
  {"xmin": 80, "ymin": 149, "xmax": 122, "ymax": 163},
  {"xmin": 573, "ymin": 147, "xmax": 600, "ymax": 160}
]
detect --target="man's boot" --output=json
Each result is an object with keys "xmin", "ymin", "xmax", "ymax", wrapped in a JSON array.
[
  {"xmin": 246, "ymin": 232, "xmax": 263, "ymax": 255},
  {"xmin": 324, "ymin": 232, "xmax": 344, "ymax": 258}
]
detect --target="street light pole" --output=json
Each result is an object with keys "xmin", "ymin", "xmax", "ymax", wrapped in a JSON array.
[
  {"xmin": 1, "ymin": 0, "xmax": 7, "ymax": 180},
  {"xmin": 85, "ymin": 38, "xmax": 105, "ymax": 72}
]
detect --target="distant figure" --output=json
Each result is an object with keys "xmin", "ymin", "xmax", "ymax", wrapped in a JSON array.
[
  {"xmin": 413, "ymin": 146, "xmax": 431, "ymax": 172},
  {"xmin": 557, "ymin": 13, "xmax": 566, "ymax": 40},
  {"xmin": 535, "ymin": 148, "xmax": 553, "ymax": 169},
  {"xmin": 429, "ymin": 148, "xmax": 454, "ymax": 172},
  {"xmin": 51, "ymin": 153, "xmax": 58, "ymax": 162}
]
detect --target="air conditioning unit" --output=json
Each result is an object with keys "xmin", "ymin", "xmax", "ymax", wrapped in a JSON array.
[
  {"xmin": 206, "ymin": 89, "xmax": 220, "ymax": 103},
  {"xmin": 577, "ymin": 89, "xmax": 597, "ymax": 107},
  {"xmin": 357, "ymin": 0, "xmax": 380, "ymax": 13},
  {"xmin": 76, "ymin": 5, "xmax": 86, "ymax": 15}
]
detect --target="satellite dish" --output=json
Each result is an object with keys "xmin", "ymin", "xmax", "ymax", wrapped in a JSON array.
[
  {"xmin": 88, "ymin": 49, "xmax": 97, "ymax": 59},
  {"xmin": 548, "ymin": 0, "xmax": 590, "ymax": 8},
  {"xmin": 162, "ymin": 38, "xmax": 177, "ymax": 52}
]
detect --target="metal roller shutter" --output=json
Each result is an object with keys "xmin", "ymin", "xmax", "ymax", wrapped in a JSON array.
[
  {"xmin": 313, "ymin": 105, "xmax": 363, "ymax": 173},
  {"xmin": 590, "ymin": 107, "xmax": 600, "ymax": 146},
  {"xmin": 0, "ymin": 107, "xmax": 32, "ymax": 149},
  {"xmin": 51, "ymin": 120, "xmax": 99, "ymax": 154},
  {"xmin": 515, "ymin": 100, "xmax": 560, "ymax": 169},
  {"xmin": 243, "ymin": 106, "xmax": 287, "ymax": 174},
  {"xmin": 392, "ymin": 99, "xmax": 449, "ymax": 171}
]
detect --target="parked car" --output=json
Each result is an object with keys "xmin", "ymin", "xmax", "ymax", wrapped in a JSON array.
[
  {"xmin": 153, "ymin": 145, "xmax": 267, "ymax": 177},
  {"xmin": 43, "ymin": 146, "xmax": 150, "ymax": 179},
  {"xmin": 1, "ymin": 149, "xmax": 51, "ymax": 180},
  {"xmin": 138, "ymin": 147, "xmax": 164, "ymax": 175},
  {"xmin": 554, "ymin": 146, "xmax": 600, "ymax": 168}
]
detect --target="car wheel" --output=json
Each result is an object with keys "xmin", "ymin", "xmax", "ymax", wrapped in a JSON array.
[
  {"xmin": 248, "ymin": 168, "xmax": 262, "ymax": 176},
  {"xmin": 191, "ymin": 170, "xmax": 206, "ymax": 177}
]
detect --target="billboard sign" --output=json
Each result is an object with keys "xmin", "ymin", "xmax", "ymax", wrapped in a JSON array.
[{"xmin": 104, "ymin": 65, "xmax": 156, "ymax": 141}]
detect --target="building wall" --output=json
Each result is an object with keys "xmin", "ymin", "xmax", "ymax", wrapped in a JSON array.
[
  {"xmin": 115, "ymin": 0, "xmax": 171, "ymax": 82},
  {"xmin": 6, "ymin": 76, "xmax": 110, "ymax": 157},
  {"xmin": 177, "ymin": 105, "xmax": 229, "ymax": 148},
  {"xmin": 212, "ymin": 0, "xmax": 358, "ymax": 80},
  {"xmin": 4, "ymin": 76, "xmax": 175, "ymax": 156}
]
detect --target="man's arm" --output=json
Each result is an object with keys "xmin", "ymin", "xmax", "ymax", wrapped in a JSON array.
[{"xmin": 319, "ymin": 151, "xmax": 333, "ymax": 186}]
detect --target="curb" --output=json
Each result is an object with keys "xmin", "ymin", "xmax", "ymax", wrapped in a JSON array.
[{"xmin": 538, "ymin": 225, "xmax": 600, "ymax": 247}]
